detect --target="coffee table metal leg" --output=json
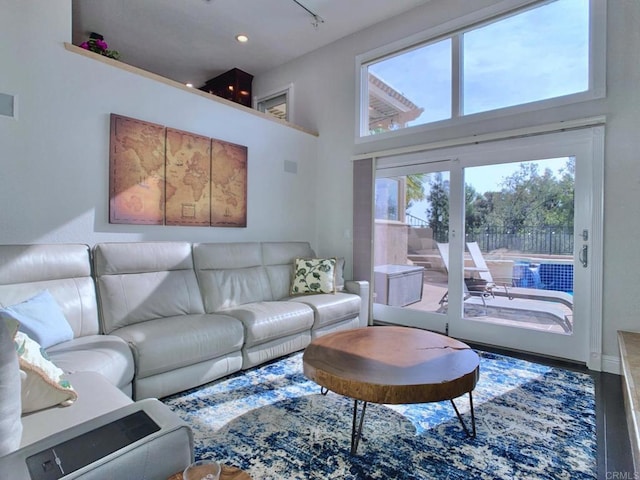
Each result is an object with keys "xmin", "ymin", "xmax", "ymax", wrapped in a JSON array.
[
  {"xmin": 450, "ymin": 391, "xmax": 476, "ymax": 438},
  {"xmin": 351, "ymin": 399, "xmax": 368, "ymax": 455}
]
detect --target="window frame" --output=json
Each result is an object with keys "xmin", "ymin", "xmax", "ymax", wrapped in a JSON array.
[
  {"xmin": 254, "ymin": 83, "xmax": 294, "ymax": 123},
  {"xmin": 355, "ymin": 0, "xmax": 606, "ymax": 142}
]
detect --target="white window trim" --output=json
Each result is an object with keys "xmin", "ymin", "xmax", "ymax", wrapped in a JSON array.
[
  {"xmin": 254, "ymin": 83, "xmax": 294, "ymax": 123},
  {"xmin": 367, "ymin": 125, "xmax": 604, "ymax": 368},
  {"xmin": 355, "ymin": 0, "xmax": 606, "ymax": 143}
]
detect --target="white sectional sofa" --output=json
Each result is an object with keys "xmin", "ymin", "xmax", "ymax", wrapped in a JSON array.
[
  {"xmin": 0, "ymin": 241, "xmax": 369, "ymax": 479},
  {"xmin": 0, "ymin": 244, "xmax": 193, "ymax": 480}
]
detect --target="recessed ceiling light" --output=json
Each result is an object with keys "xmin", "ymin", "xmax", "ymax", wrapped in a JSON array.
[
  {"xmin": 185, "ymin": 83, "xmax": 194, "ymax": 88},
  {"xmin": 235, "ymin": 34, "xmax": 249, "ymax": 43}
]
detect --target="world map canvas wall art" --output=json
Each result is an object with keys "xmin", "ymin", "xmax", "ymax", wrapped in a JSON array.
[{"xmin": 109, "ymin": 114, "xmax": 248, "ymax": 227}]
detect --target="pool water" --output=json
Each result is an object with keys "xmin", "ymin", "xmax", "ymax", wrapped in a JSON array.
[{"xmin": 513, "ymin": 262, "xmax": 573, "ymax": 293}]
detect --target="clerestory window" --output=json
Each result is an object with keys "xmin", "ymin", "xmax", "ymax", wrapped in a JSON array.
[{"xmin": 358, "ymin": 0, "xmax": 604, "ymax": 138}]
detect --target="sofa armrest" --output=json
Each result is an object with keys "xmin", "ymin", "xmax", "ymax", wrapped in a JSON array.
[
  {"xmin": 0, "ymin": 399, "xmax": 193, "ymax": 480},
  {"xmin": 345, "ymin": 280, "xmax": 370, "ymax": 327}
]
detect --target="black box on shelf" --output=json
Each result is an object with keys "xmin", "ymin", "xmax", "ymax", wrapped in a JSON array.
[{"xmin": 200, "ymin": 68, "xmax": 253, "ymax": 107}]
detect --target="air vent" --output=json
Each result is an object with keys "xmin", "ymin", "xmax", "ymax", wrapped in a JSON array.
[{"xmin": 0, "ymin": 93, "xmax": 15, "ymax": 117}]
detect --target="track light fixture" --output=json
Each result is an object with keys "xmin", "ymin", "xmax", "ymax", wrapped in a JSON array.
[{"xmin": 292, "ymin": 0, "xmax": 325, "ymax": 29}]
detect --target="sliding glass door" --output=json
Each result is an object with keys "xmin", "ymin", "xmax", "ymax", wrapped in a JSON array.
[
  {"xmin": 373, "ymin": 159, "xmax": 452, "ymax": 333},
  {"xmin": 371, "ymin": 128, "xmax": 603, "ymax": 365}
]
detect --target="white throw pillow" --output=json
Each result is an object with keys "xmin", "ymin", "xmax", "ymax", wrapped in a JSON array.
[
  {"xmin": 14, "ymin": 331, "xmax": 77, "ymax": 413},
  {"xmin": 0, "ymin": 317, "xmax": 22, "ymax": 456},
  {"xmin": 0, "ymin": 290, "xmax": 74, "ymax": 349}
]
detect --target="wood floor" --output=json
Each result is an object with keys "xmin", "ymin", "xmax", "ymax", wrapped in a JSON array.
[{"xmin": 474, "ymin": 343, "xmax": 634, "ymax": 477}]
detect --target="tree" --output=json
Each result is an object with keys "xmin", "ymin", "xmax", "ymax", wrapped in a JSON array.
[
  {"xmin": 547, "ymin": 158, "xmax": 575, "ymax": 228},
  {"xmin": 486, "ymin": 160, "xmax": 575, "ymax": 230},
  {"xmin": 426, "ymin": 173, "xmax": 449, "ymax": 241},
  {"xmin": 405, "ymin": 159, "xmax": 575, "ymax": 252},
  {"xmin": 465, "ymin": 184, "xmax": 489, "ymax": 231},
  {"xmin": 405, "ymin": 174, "xmax": 426, "ymax": 209}
]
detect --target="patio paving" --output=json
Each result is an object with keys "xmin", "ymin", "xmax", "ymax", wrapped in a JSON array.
[{"xmin": 374, "ymin": 268, "xmax": 573, "ymax": 335}]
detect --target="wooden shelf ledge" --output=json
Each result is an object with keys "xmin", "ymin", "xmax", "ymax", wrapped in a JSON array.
[{"xmin": 63, "ymin": 42, "xmax": 318, "ymax": 137}]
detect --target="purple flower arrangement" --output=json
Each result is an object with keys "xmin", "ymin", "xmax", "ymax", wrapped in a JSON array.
[{"xmin": 79, "ymin": 33, "xmax": 120, "ymax": 60}]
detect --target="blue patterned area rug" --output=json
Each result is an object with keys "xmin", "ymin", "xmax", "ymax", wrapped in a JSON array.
[{"xmin": 163, "ymin": 350, "xmax": 596, "ymax": 479}]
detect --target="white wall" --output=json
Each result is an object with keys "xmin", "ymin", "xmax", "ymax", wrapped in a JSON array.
[
  {"xmin": 254, "ymin": 0, "xmax": 640, "ymax": 367},
  {"xmin": 0, "ymin": 0, "xmax": 318, "ymax": 247}
]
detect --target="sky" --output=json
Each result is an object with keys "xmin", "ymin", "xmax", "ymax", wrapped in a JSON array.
[
  {"xmin": 368, "ymin": 0, "xmax": 589, "ymax": 125},
  {"xmin": 465, "ymin": 157, "xmax": 571, "ymax": 194}
]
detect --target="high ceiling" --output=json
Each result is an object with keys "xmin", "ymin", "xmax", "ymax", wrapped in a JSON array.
[{"xmin": 71, "ymin": 0, "xmax": 429, "ymax": 88}]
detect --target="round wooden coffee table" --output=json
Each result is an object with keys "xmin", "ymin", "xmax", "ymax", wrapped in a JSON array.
[
  {"xmin": 168, "ymin": 464, "xmax": 251, "ymax": 480},
  {"xmin": 302, "ymin": 326, "xmax": 480, "ymax": 454}
]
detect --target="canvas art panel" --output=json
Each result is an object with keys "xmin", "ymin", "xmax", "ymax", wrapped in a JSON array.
[
  {"xmin": 109, "ymin": 114, "xmax": 166, "ymax": 225},
  {"xmin": 211, "ymin": 139, "xmax": 248, "ymax": 227},
  {"xmin": 108, "ymin": 114, "xmax": 247, "ymax": 227},
  {"xmin": 165, "ymin": 128, "xmax": 212, "ymax": 226}
]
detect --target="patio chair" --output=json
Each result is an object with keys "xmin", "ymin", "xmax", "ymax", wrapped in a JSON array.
[
  {"xmin": 466, "ymin": 242, "xmax": 573, "ymax": 309},
  {"xmin": 436, "ymin": 242, "xmax": 483, "ymax": 307}
]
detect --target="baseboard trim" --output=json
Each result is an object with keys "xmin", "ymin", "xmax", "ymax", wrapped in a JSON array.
[{"xmin": 602, "ymin": 354, "xmax": 621, "ymax": 375}]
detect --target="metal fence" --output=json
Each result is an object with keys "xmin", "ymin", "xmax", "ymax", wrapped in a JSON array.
[
  {"xmin": 430, "ymin": 225, "xmax": 574, "ymax": 255},
  {"xmin": 406, "ymin": 212, "xmax": 574, "ymax": 255},
  {"xmin": 406, "ymin": 214, "xmax": 429, "ymax": 227}
]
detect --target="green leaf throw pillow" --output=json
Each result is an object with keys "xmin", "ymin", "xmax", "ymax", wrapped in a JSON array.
[
  {"xmin": 14, "ymin": 331, "xmax": 77, "ymax": 413},
  {"xmin": 290, "ymin": 258, "xmax": 337, "ymax": 295}
]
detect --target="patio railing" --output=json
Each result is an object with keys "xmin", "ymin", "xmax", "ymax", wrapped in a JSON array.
[{"xmin": 424, "ymin": 225, "xmax": 574, "ymax": 255}]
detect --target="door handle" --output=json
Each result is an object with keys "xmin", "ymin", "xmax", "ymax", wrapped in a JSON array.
[{"xmin": 579, "ymin": 244, "xmax": 588, "ymax": 268}]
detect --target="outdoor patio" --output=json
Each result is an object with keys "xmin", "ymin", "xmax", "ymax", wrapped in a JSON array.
[{"xmin": 406, "ymin": 272, "xmax": 574, "ymax": 335}]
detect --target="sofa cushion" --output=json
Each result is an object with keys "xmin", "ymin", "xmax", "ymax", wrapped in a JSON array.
[
  {"xmin": 15, "ymin": 331, "xmax": 77, "ymax": 413},
  {"xmin": 94, "ymin": 242, "xmax": 195, "ymax": 275},
  {"xmin": 290, "ymin": 258, "xmax": 337, "ymax": 295},
  {"xmin": 195, "ymin": 242, "xmax": 263, "ymax": 270},
  {"xmin": 97, "ymin": 270, "xmax": 206, "ymax": 333},
  {"xmin": 0, "ymin": 244, "xmax": 100, "ymax": 338},
  {"xmin": 100, "ymin": 267, "xmax": 204, "ymax": 328},
  {"xmin": 0, "ymin": 290, "xmax": 74, "ymax": 349},
  {"xmin": 262, "ymin": 242, "xmax": 315, "ymax": 300},
  {"xmin": 0, "ymin": 317, "xmax": 22, "ymax": 457},
  {"xmin": 94, "ymin": 242, "xmax": 205, "ymax": 333},
  {"xmin": 46, "ymin": 334, "xmax": 135, "ymax": 392},
  {"xmin": 202, "ymin": 267, "xmax": 274, "ymax": 312},
  {"xmin": 194, "ymin": 243, "xmax": 274, "ymax": 311},
  {"xmin": 222, "ymin": 302, "xmax": 314, "ymax": 348},
  {"xmin": 112, "ymin": 314, "xmax": 244, "ymax": 380},
  {"xmin": 264, "ymin": 264, "xmax": 294, "ymax": 301},
  {"xmin": 288, "ymin": 292, "xmax": 361, "ymax": 329}
]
